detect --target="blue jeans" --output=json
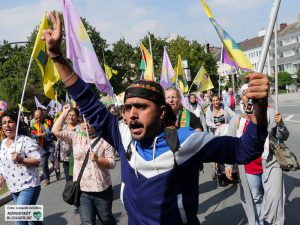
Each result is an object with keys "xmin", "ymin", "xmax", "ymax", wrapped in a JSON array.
[
  {"xmin": 246, "ymin": 173, "xmax": 264, "ymax": 225},
  {"xmin": 40, "ymin": 144, "xmax": 54, "ymax": 181},
  {"xmin": 79, "ymin": 186, "xmax": 116, "ymax": 225},
  {"xmin": 62, "ymin": 161, "xmax": 72, "ymax": 181},
  {"xmin": 11, "ymin": 186, "xmax": 43, "ymax": 225}
]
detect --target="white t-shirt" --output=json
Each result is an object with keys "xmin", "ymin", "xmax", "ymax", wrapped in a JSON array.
[{"xmin": 0, "ymin": 135, "xmax": 41, "ymax": 193}]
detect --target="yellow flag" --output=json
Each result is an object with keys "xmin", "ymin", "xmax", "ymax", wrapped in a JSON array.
[
  {"xmin": 200, "ymin": 0, "xmax": 253, "ymax": 70},
  {"xmin": 193, "ymin": 66, "xmax": 214, "ymax": 92},
  {"xmin": 140, "ymin": 43, "xmax": 154, "ymax": 81},
  {"xmin": 104, "ymin": 64, "xmax": 118, "ymax": 80},
  {"xmin": 18, "ymin": 104, "xmax": 30, "ymax": 113},
  {"xmin": 175, "ymin": 55, "xmax": 188, "ymax": 93},
  {"xmin": 32, "ymin": 13, "xmax": 61, "ymax": 100}
]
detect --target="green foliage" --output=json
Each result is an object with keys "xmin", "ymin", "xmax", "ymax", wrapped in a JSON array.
[
  {"xmin": 278, "ymin": 71, "xmax": 293, "ymax": 88},
  {"xmin": 297, "ymin": 68, "xmax": 300, "ymax": 80}
]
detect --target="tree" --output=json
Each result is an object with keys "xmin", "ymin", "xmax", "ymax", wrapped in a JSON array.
[
  {"xmin": 108, "ymin": 38, "xmax": 140, "ymax": 94},
  {"xmin": 278, "ymin": 71, "xmax": 293, "ymax": 88}
]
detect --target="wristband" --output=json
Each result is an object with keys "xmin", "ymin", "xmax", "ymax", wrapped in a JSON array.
[
  {"xmin": 49, "ymin": 52, "xmax": 63, "ymax": 60},
  {"xmin": 62, "ymin": 71, "xmax": 75, "ymax": 83}
]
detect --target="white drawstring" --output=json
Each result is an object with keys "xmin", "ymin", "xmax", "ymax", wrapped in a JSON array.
[
  {"xmin": 133, "ymin": 141, "xmax": 139, "ymax": 178},
  {"xmin": 152, "ymin": 136, "xmax": 159, "ymax": 175}
]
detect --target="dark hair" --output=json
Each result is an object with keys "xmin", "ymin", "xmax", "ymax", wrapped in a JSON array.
[
  {"xmin": 1, "ymin": 110, "xmax": 29, "ymax": 136},
  {"xmin": 210, "ymin": 94, "xmax": 220, "ymax": 101},
  {"xmin": 1, "ymin": 110, "xmax": 18, "ymax": 123},
  {"xmin": 189, "ymin": 93, "xmax": 197, "ymax": 100},
  {"xmin": 68, "ymin": 108, "xmax": 79, "ymax": 117}
]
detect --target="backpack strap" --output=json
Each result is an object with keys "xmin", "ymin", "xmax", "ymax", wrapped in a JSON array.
[
  {"xmin": 164, "ymin": 126, "xmax": 179, "ymax": 154},
  {"xmin": 164, "ymin": 126, "xmax": 184, "ymax": 181}
]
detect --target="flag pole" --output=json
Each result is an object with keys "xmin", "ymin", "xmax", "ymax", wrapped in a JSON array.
[
  {"xmin": 219, "ymin": 45, "xmax": 223, "ymax": 97},
  {"xmin": 83, "ymin": 114, "xmax": 93, "ymax": 153},
  {"xmin": 188, "ymin": 83, "xmax": 194, "ymax": 94},
  {"xmin": 274, "ymin": 21, "xmax": 279, "ymax": 112},
  {"xmin": 255, "ymin": 0, "xmax": 281, "ymax": 109},
  {"xmin": 148, "ymin": 32, "xmax": 155, "ymax": 80},
  {"xmin": 257, "ymin": 0, "xmax": 281, "ymax": 73},
  {"xmin": 102, "ymin": 47, "xmax": 106, "ymax": 65},
  {"xmin": 14, "ymin": 57, "xmax": 33, "ymax": 147}
]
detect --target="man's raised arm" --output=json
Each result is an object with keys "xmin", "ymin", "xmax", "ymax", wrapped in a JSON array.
[
  {"xmin": 42, "ymin": 12, "xmax": 122, "ymax": 151},
  {"xmin": 41, "ymin": 12, "xmax": 78, "ymax": 87}
]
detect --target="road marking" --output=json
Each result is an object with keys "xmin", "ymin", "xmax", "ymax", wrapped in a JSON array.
[
  {"xmin": 284, "ymin": 120, "xmax": 300, "ymax": 123},
  {"xmin": 279, "ymin": 104, "xmax": 300, "ymax": 107},
  {"xmin": 284, "ymin": 115, "xmax": 295, "ymax": 121}
]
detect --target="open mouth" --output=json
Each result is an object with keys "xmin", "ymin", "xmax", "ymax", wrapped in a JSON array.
[
  {"xmin": 129, "ymin": 121, "xmax": 143, "ymax": 133},
  {"xmin": 5, "ymin": 130, "xmax": 12, "ymax": 135}
]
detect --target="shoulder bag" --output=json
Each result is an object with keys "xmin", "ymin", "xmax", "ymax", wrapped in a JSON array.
[{"xmin": 62, "ymin": 135, "xmax": 102, "ymax": 206}]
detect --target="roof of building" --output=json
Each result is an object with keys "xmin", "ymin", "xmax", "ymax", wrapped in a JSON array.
[
  {"xmin": 279, "ymin": 22, "xmax": 300, "ymax": 36},
  {"xmin": 239, "ymin": 36, "xmax": 265, "ymax": 51}
]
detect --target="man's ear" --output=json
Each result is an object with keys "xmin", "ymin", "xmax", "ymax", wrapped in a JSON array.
[{"xmin": 160, "ymin": 105, "xmax": 167, "ymax": 120}]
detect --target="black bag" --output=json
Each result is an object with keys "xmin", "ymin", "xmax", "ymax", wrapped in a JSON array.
[
  {"xmin": 62, "ymin": 136, "xmax": 102, "ymax": 205},
  {"xmin": 269, "ymin": 133, "xmax": 300, "ymax": 172}
]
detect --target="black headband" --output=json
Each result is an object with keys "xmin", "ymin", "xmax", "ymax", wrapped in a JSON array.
[{"xmin": 124, "ymin": 80, "xmax": 165, "ymax": 106}]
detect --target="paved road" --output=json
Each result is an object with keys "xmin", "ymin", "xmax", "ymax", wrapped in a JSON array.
[{"xmin": 0, "ymin": 93, "xmax": 299, "ymax": 225}]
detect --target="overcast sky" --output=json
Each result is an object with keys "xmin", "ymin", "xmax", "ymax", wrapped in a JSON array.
[{"xmin": 1, "ymin": 0, "xmax": 300, "ymax": 47}]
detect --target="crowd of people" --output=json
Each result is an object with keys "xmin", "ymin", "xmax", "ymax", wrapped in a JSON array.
[{"xmin": 0, "ymin": 11, "xmax": 291, "ymax": 225}]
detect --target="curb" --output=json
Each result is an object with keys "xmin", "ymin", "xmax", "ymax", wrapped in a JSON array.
[{"xmin": 0, "ymin": 167, "xmax": 55, "ymax": 206}]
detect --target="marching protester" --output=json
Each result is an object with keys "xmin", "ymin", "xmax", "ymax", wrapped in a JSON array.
[
  {"xmin": 42, "ymin": 11, "xmax": 269, "ymax": 225},
  {"xmin": 165, "ymin": 87, "xmax": 204, "ymax": 131},
  {"xmin": 205, "ymin": 94, "xmax": 235, "ymax": 134},
  {"xmin": 57, "ymin": 107, "xmax": 81, "ymax": 181},
  {"xmin": 31, "ymin": 109, "xmax": 55, "ymax": 186},
  {"xmin": 226, "ymin": 84, "xmax": 288, "ymax": 225},
  {"xmin": 188, "ymin": 93, "xmax": 207, "ymax": 132},
  {"xmin": 223, "ymin": 87, "xmax": 237, "ymax": 111},
  {"xmin": 52, "ymin": 104, "xmax": 116, "ymax": 225},
  {"xmin": 0, "ymin": 111, "xmax": 43, "ymax": 225},
  {"xmin": 205, "ymin": 94, "xmax": 237, "ymax": 186}
]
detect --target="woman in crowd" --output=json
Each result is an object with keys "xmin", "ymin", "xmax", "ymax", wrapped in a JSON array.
[
  {"xmin": 52, "ymin": 104, "xmax": 116, "ymax": 225},
  {"xmin": 205, "ymin": 94, "xmax": 235, "ymax": 134},
  {"xmin": 188, "ymin": 93, "xmax": 207, "ymax": 131},
  {"xmin": 226, "ymin": 84, "xmax": 288, "ymax": 225},
  {"xmin": 205, "ymin": 94, "xmax": 236, "ymax": 186},
  {"xmin": 165, "ymin": 87, "xmax": 203, "ymax": 131},
  {"xmin": 0, "ymin": 111, "xmax": 42, "ymax": 225},
  {"xmin": 58, "ymin": 107, "xmax": 81, "ymax": 181}
]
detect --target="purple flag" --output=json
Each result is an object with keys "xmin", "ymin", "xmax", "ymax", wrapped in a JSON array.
[
  {"xmin": 221, "ymin": 45, "xmax": 238, "ymax": 68},
  {"xmin": 34, "ymin": 96, "xmax": 47, "ymax": 110},
  {"xmin": 160, "ymin": 47, "xmax": 175, "ymax": 89},
  {"xmin": 62, "ymin": 0, "xmax": 114, "ymax": 96},
  {"xmin": 47, "ymin": 100, "xmax": 62, "ymax": 116}
]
